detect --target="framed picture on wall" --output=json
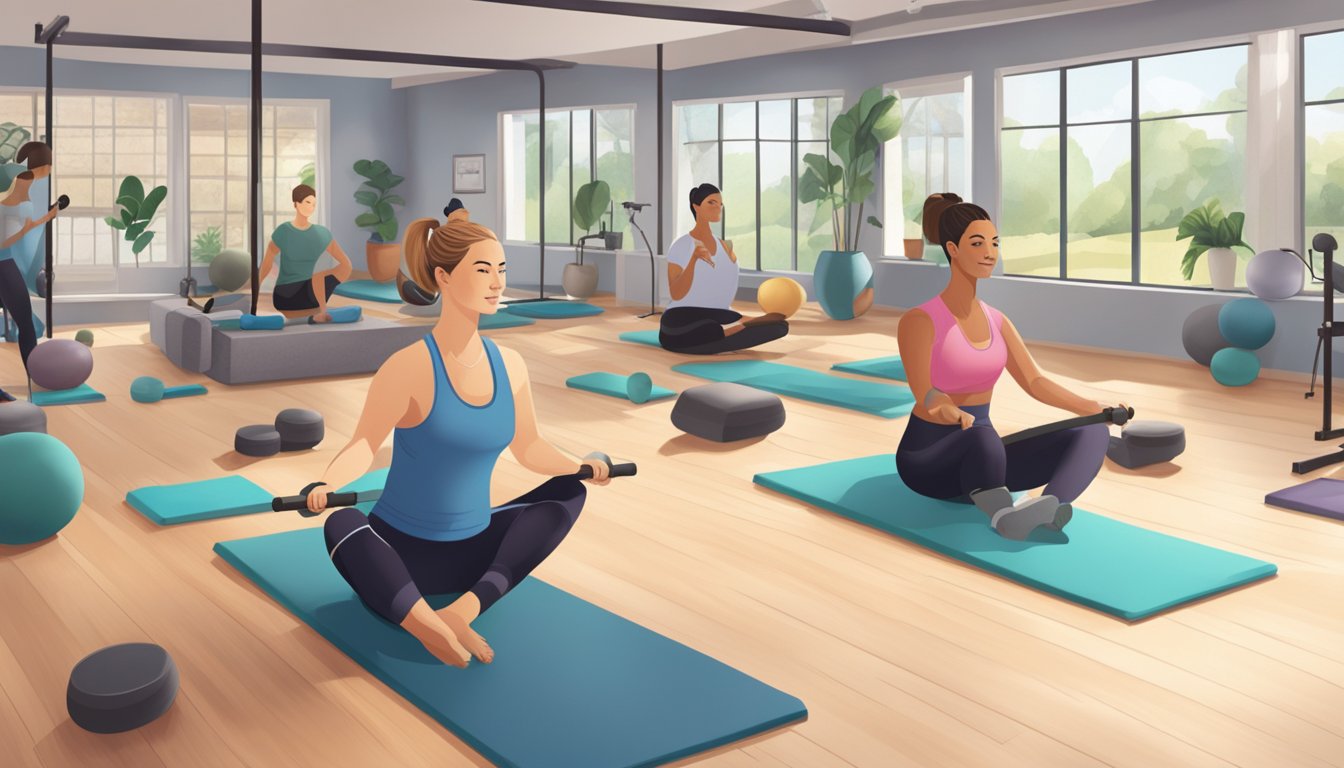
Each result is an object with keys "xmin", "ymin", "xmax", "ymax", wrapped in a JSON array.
[{"xmin": 453, "ymin": 154, "xmax": 486, "ymax": 194}]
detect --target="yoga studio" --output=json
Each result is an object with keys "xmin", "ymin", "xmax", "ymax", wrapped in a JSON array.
[{"xmin": 1, "ymin": 0, "xmax": 1342, "ymax": 765}]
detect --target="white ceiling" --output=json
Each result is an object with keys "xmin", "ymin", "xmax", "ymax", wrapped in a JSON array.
[{"xmin": 3, "ymin": 0, "xmax": 1153, "ymax": 85}]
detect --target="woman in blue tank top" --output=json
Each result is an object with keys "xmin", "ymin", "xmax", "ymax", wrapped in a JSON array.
[{"xmin": 305, "ymin": 206, "xmax": 611, "ymax": 667}]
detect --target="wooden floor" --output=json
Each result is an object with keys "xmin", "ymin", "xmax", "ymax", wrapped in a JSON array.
[{"xmin": 1, "ymin": 289, "xmax": 1342, "ymax": 768}]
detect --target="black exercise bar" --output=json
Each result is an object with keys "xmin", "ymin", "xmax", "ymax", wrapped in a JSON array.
[
  {"xmin": 250, "ymin": 0, "xmax": 261, "ymax": 315},
  {"xmin": 474, "ymin": 0, "xmax": 852, "ymax": 36}
]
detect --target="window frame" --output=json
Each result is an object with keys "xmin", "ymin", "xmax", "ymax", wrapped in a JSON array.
[
  {"xmin": 1300, "ymin": 24, "xmax": 1344, "ymax": 279},
  {"xmin": 497, "ymin": 102, "xmax": 637, "ymax": 247}
]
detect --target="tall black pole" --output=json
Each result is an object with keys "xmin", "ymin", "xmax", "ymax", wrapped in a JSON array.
[
  {"xmin": 538, "ymin": 70, "xmax": 546, "ymax": 299},
  {"xmin": 250, "ymin": 0, "xmax": 261, "ymax": 316},
  {"xmin": 44, "ymin": 36, "xmax": 54, "ymax": 337},
  {"xmin": 656, "ymin": 43, "xmax": 663, "ymax": 256}
]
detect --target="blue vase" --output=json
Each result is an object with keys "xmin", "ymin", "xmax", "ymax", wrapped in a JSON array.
[{"xmin": 813, "ymin": 250, "xmax": 875, "ymax": 320}]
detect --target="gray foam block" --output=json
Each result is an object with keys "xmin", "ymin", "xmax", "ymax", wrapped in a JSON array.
[
  {"xmin": 671, "ymin": 382, "xmax": 786, "ymax": 443},
  {"xmin": 275, "ymin": 408, "xmax": 324, "ymax": 451},
  {"xmin": 67, "ymin": 643, "xmax": 179, "ymax": 734},
  {"xmin": 236, "ymin": 424, "xmax": 282, "ymax": 457},
  {"xmin": 1107, "ymin": 420, "xmax": 1186, "ymax": 468}
]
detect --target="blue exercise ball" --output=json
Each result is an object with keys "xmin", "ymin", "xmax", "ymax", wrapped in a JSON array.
[
  {"xmin": 1246, "ymin": 249, "xmax": 1306, "ymax": 300},
  {"xmin": 1218, "ymin": 298, "xmax": 1275, "ymax": 350},
  {"xmin": 28, "ymin": 338, "xmax": 93, "ymax": 391},
  {"xmin": 813, "ymin": 250, "xmax": 874, "ymax": 320},
  {"xmin": 1210, "ymin": 347, "xmax": 1261, "ymax": 387},
  {"xmin": 0, "ymin": 432, "xmax": 83, "ymax": 544}
]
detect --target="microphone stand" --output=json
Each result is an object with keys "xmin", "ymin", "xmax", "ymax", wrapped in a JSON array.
[
  {"xmin": 1294, "ymin": 233, "xmax": 1344, "ymax": 473},
  {"xmin": 628, "ymin": 208, "xmax": 661, "ymax": 318}
]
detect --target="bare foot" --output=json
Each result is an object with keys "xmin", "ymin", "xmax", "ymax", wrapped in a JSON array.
[
  {"xmin": 311, "ymin": 311, "xmax": 332, "ymax": 324},
  {"xmin": 401, "ymin": 601, "xmax": 470, "ymax": 667},
  {"xmin": 437, "ymin": 594, "xmax": 494, "ymax": 664}
]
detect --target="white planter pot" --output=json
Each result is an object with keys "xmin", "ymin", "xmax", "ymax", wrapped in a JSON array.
[
  {"xmin": 1206, "ymin": 247, "xmax": 1236, "ymax": 291},
  {"xmin": 562, "ymin": 262, "xmax": 599, "ymax": 299}
]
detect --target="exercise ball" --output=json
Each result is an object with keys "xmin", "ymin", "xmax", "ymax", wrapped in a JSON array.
[
  {"xmin": 75, "ymin": 329, "xmax": 94, "ymax": 347},
  {"xmin": 1210, "ymin": 347, "xmax": 1261, "ymax": 387},
  {"xmin": 0, "ymin": 432, "xmax": 82, "ymax": 544},
  {"xmin": 757, "ymin": 277, "xmax": 806, "ymax": 318},
  {"xmin": 1181, "ymin": 304, "xmax": 1230, "ymax": 367},
  {"xmin": 28, "ymin": 339, "xmax": 93, "ymax": 391},
  {"xmin": 813, "ymin": 250, "xmax": 874, "ymax": 320},
  {"xmin": 130, "ymin": 376, "xmax": 165, "ymax": 403},
  {"xmin": 626, "ymin": 372, "xmax": 653, "ymax": 404},
  {"xmin": 208, "ymin": 249, "xmax": 252, "ymax": 293},
  {"xmin": 1247, "ymin": 249, "xmax": 1305, "ymax": 300},
  {"xmin": 1218, "ymin": 298, "xmax": 1276, "ymax": 350}
]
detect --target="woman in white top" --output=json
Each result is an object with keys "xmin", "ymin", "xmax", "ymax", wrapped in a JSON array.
[{"xmin": 658, "ymin": 183, "xmax": 789, "ymax": 354}]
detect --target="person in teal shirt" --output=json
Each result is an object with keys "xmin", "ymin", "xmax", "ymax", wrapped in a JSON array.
[{"xmin": 255, "ymin": 184, "xmax": 352, "ymax": 323}]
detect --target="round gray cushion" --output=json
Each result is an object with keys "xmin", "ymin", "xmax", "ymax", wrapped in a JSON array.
[
  {"xmin": 67, "ymin": 643, "xmax": 179, "ymax": 733},
  {"xmin": 235, "ymin": 424, "xmax": 281, "ymax": 457},
  {"xmin": 671, "ymin": 383, "xmax": 786, "ymax": 442},
  {"xmin": 1181, "ymin": 304, "xmax": 1230, "ymax": 367},
  {"xmin": 1107, "ymin": 420, "xmax": 1186, "ymax": 468},
  {"xmin": 0, "ymin": 401, "xmax": 47, "ymax": 436},
  {"xmin": 1120, "ymin": 420, "xmax": 1185, "ymax": 447},
  {"xmin": 275, "ymin": 408, "xmax": 324, "ymax": 451}
]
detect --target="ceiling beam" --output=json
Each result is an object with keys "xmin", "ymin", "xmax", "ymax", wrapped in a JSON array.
[{"xmin": 473, "ymin": 0, "xmax": 851, "ymax": 37}]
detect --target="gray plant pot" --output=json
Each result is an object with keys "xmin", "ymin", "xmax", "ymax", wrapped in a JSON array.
[{"xmin": 562, "ymin": 262, "xmax": 599, "ymax": 299}]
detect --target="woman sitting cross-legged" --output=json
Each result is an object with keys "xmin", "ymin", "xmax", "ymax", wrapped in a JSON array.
[
  {"xmin": 305, "ymin": 211, "xmax": 611, "ymax": 666},
  {"xmin": 658, "ymin": 183, "xmax": 789, "ymax": 354}
]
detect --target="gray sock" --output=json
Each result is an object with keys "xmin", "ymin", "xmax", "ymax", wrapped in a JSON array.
[
  {"xmin": 970, "ymin": 486, "xmax": 1013, "ymax": 519},
  {"xmin": 991, "ymin": 495, "xmax": 1061, "ymax": 540}
]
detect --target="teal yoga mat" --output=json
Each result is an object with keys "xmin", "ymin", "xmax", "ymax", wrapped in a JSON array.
[
  {"xmin": 619, "ymin": 329, "xmax": 661, "ymax": 348},
  {"xmin": 566, "ymin": 372, "xmax": 675, "ymax": 402},
  {"xmin": 754, "ymin": 455, "xmax": 1277, "ymax": 620},
  {"xmin": 334, "ymin": 279, "xmax": 402, "ymax": 303},
  {"xmin": 126, "ymin": 475, "xmax": 274, "ymax": 525},
  {"xmin": 214, "ymin": 527, "xmax": 806, "ymax": 768},
  {"xmin": 501, "ymin": 301, "xmax": 603, "ymax": 319},
  {"xmin": 481, "ymin": 312, "xmax": 536, "ymax": 330},
  {"xmin": 832, "ymin": 356, "xmax": 906, "ymax": 381},
  {"xmin": 673, "ymin": 361, "xmax": 915, "ymax": 419},
  {"xmin": 31, "ymin": 383, "xmax": 105, "ymax": 406}
]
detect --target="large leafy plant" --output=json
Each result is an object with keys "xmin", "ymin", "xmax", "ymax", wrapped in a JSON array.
[
  {"xmin": 191, "ymin": 226, "xmax": 223, "ymax": 264},
  {"xmin": 0, "ymin": 123, "xmax": 30, "ymax": 164},
  {"xmin": 103, "ymin": 176, "xmax": 167, "ymax": 266},
  {"xmin": 799, "ymin": 87, "xmax": 903, "ymax": 252},
  {"xmin": 571, "ymin": 179, "xmax": 611, "ymax": 266},
  {"xmin": 353, "ymin": 159, "xmax": 405, "ymax": 243},
  {"xmin": 298, "ymin": 161, "xmax": 316, "ymax": 189},
  {"xmin": 1174, "ymin": 199, "xmax": 1254, "ymax": 280}
]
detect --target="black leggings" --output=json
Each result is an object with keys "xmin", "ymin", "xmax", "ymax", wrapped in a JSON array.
[
  {"xmin": 274, "ymin": 274, "xmax": 340, "ymax": 312},
  {"xmin": 0, "ymin": 259, "xmax": 37, "ymax": 366},
  {"xmin": 659, "ymin": 306, "xmax": 788, "ymax": 354},
  {"xmin": 323, "ymin": 476, "xmax": 586, "ymax": 624},
  {"xmin": 895, "ymin": 404, "xmax": 1108, "ymax": 504}
]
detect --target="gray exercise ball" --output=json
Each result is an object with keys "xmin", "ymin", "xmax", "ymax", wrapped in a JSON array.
[
  {"xmin": 209, "ymin": 249, "xmax": 252, "ymax": 294},
  {"xmin": 28, "ymin": 339, "xmax": 94, "ymax": 391},
  {"xmin": 1247, "ymin": 249, "xmax": 1306, "ymax": 300},
  {"xmin": 1181, "ymin": 304, "xmax": 1230, "ymax": 367}
]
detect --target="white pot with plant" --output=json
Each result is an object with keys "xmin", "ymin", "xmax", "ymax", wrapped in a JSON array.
[
  {"xmin": 564, "ymin": 179, "xmax": 610, "ymax": 300},
  {"xmin": 1175, "ymin": 199, "xmax": 1254, "ymax": 291}
]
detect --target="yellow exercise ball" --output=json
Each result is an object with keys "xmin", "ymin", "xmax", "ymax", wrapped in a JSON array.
[{"xmin": 757, "ymin": 277, "xmax": 806, "ymax": 318}]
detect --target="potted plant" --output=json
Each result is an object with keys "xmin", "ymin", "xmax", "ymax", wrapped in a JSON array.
[
  {"xmin": 182, "ymin": 225, "xmax": 223, "ymax": 297},
  {"xmin": 565, "ymin": 179, "xmax": 610, "ymax": 299},
  {"xmin": 1175, "ymin": 199, "xmax": 1254, "ymax": 291},
  {"xmin": 104, "ymin": 175, "xmax": 167, "ymax": 268},
  {"xmin": 902, "ymin": 219, "xmax": 924, "ymax": 260},
  {"xmin": 799, "ymin": 87, "xmax": 902, "ymax": 319},
  {"xmin": 353, "ymin": 159, "xmax": 405, "ymax": 283}
]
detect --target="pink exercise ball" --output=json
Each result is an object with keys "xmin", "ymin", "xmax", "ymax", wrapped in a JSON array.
[{"xmin": 28, "ymin": 339, "xmax": 94, "ymax": 391}]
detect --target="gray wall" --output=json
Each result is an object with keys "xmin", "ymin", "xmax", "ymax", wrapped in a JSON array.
[
  {"xmin": 404, "ymin": 0, "xmax": 1343, "ymax": 373},
  {"xmin": 0, "ymin": 45, "xmax": 407, "ymax": 292}
]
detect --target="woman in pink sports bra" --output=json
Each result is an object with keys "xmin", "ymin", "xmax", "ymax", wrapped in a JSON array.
[{"xmin": 894, "ymin": 193, "xmax": 1115, "ymax": 540}]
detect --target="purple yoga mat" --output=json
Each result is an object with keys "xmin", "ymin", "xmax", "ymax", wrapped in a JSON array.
[{"xmin": 1264, "ymin": 478, "xmax": 1344, "ymax": 521}]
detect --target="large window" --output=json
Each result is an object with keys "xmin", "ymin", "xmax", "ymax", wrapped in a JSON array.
[
  {"xmin": 1304, "ymin": 29, "xmax": 1344, "ymax": 265},
  {"xmin": 673, "ymin": 95, "xmax": 844, "ymax": 273},
  {"xmin": 883, "ymin": 75, "xmax": 971, "ymax": 261},
  {"xmin": 1000, "ymin": 44, "xmax": 1248, "ymax": 287},
  {"xmin": 0, "ymin": 91, "xmax": 172, "ymax": 290},
  {"xmin": 501, "ymin": 106, "xmax": 635, "ymax": 246},
  {"xmin": 187, "ymin": 101, "xmax": 324, "ymax": 261}
]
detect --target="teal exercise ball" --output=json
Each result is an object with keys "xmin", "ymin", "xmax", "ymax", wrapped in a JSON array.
[
  {"xmin": 626, "ymin": 372, "xmax": 653, "ymax": 404},
  {"xmin": 1217, "ymin": 298, "xmax": 1275, "ymax": 350},
  {"xmin": 209, "ymin": 248, "xmax": 252, "ymax": 293},
  {"xmin": 813, "ymin": 250, "xmax": 874, "ymax": 320},
  {"xmin": 0, "ymin": 432, "xmax": 83, "ymax": 545},
  {"xmin": 1210, "ymin": 347, "xmax": 1261, "ymax": 387}
]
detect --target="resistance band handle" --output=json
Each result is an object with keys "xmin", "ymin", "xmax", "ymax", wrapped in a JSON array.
[
  {"xmin": 271, "ymin": 491, "xmax": 359, "ymax": 514},
  {"xmin": 1001, "ymin": 406, "xmax": 1135, "ymax": 446},
  {"xmin": 573, "ymin": 461, "xmax": 638, "ymax": 480}
]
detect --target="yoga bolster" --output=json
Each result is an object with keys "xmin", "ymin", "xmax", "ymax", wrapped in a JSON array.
[{"xmin": 239, "ymin": 305, "xmax": 361, "ymax": 331}]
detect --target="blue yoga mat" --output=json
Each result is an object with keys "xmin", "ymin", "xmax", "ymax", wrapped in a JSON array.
[
  {"xmin": 754, "ymin": 455, "xmax": 1277, "ymax": 620},
  {"xmin": 501, "ymin": 301, "xmax": 604, "ymax": 319},
  {"xmin": 480, "ymin": 312, "xmax": 536, "ymax": 330},
  {"xmin": 127, "ymin": 475, "xmax": 274, "ymax": 525},
  {"xmin": 566, "ymin": 372, "xmax": 676, "ymax": 402},
  {"xmin": 832, "ymin": 356, "xmax": 907, "ymax": 382},
  {"xmin": 619, "ymin": 329, "xmax": 662, "ymax": 348},
  {"xmin": 673, "ymin": 361, "xmax": 915, "ymax": 419},
  {"xmin": 334, "ymin": 279, "xmax": 403, "ymax": 303},
  {"xmin": 31, "ymin": 383, "xmax": 105, "ymax": 406},
  {"xmin": 215, "ymin": 527, "xmax": 806, "ymax": 768}
]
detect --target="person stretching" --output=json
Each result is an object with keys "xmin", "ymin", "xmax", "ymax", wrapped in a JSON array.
[
  {"xmin": 658, "ymin": 183, "xmax": 789, "ymax": 354},
  {"xmin": 256, "ymin": 184, "xmax": 352, "ymax": 323},
  {"xmin": 895, "ymin": 193, "xmax": 1118, "ymax": 540},
  {"xmin": 0, "ymin": 164, "xmax": 62, "ymax": 402},
  {"xmin": 307, "ymin": 209, "xmax": 611, "ymax": 667}
]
